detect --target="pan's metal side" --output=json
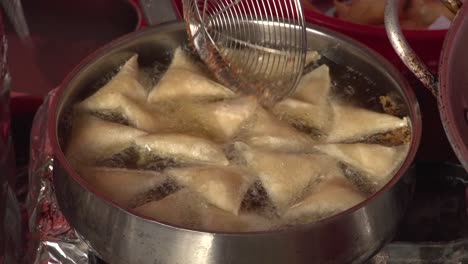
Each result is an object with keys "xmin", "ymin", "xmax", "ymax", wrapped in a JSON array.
[{"xmin": 438, "ymin": 2, "xmax": 468, "ymax": 172}]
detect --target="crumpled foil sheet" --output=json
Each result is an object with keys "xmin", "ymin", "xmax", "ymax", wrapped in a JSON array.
[
  {"xmin": 24, "ymin": 90, "xmax": 468, "ymax": 264},
  {"xmin": 25, "ymin": 89, "xmax": 97, "ymax": 264}
]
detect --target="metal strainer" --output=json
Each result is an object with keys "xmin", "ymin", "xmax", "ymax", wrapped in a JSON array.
[{"xmin": 182, "ymin": 0, "xmax": 307, "ymax": 106}]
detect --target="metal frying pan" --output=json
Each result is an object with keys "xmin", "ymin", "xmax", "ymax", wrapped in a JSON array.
[
  {"xmin": 385, "ymin": 0, "xmax": 468, "ymax": 172},
  {"xmin": 48, "ymin": 1, "xmax": 423, "ymax": 262}
]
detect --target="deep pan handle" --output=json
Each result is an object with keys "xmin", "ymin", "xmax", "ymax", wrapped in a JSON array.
[
  {"xmin": 384, "ymin": 0, "xmax": 439, "ymax": 96},
  {"xmin": 384, "ymin": 0, "xmax": 463, "ymax": 97}
]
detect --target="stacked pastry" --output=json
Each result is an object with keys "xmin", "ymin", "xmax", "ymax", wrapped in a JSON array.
[{"xmin": 65, "ymin": 47, "xmax": 411, "ymax": 232}]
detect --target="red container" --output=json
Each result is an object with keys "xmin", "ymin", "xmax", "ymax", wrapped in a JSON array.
[
  {"xmin": 7, "ymin": 0, "xmax": 143, "ymax": 112},
  {"xmin": 302, "ymin": 2, "xmax": 447, "ymax": 72},
  {"xmin": 301, "ymin": 1, "xmax": 456, "ymax": 163}
]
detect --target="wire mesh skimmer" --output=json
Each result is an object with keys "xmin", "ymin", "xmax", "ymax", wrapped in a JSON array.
[{"xmin": 182, "ymin": 0, "xmax": 307, "ymax": 107}]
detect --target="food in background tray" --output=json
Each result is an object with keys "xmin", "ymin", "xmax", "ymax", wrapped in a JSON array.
[{"xmin": 305, "ymin": 0, "xmax": 455, "ymax": 29}]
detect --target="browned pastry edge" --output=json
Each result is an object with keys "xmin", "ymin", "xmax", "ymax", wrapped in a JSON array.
[
  {"xmin": 241, "ymin": 181, "xmax": 279, "ymax": 219},
  {"xmin": 90, "ymin": 110, "xmax": 129, "ymax": 126},
  {"xmin": 338, "ymin": 162, "xmax": 378, "ymax": 195},
  {"xmin": 96, "ymin": 147, "xmax": 140, "ymax": 169},
  {"xmin": 129, "ymin": 180, "xmax": 180, "ymax": 209},
  {"xmin": 379, "ymin": 94, "xmax": 407, "ymax": 117},
  {"xmin": 348, "ymin": 126, "xmax": 412, "ymax": 147}
]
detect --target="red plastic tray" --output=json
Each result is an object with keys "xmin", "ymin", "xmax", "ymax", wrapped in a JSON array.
[{"xmin": 8, "ymin": 0, "xmax": 144, "ymax": 114}]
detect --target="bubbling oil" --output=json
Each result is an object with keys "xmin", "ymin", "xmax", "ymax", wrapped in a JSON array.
[{"xmin": 61, "ymin": 47, "xmax": 412, "ymax": 233}]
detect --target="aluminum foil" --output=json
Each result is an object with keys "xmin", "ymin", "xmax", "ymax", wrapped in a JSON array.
[
  {"xmin": 24, "ymin": 89, "xmax": 468, "ymax": 264},
  {"xmin": 25, "ymin": 89, "xmax": 96, "ymax": 264}
]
